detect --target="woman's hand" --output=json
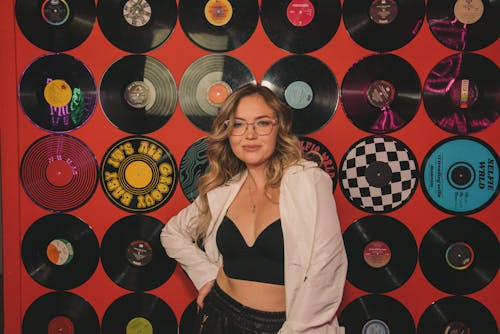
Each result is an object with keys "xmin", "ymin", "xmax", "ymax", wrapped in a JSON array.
[{"xmin": 197, "ymin": 280, "xmax": 215, "ymax": 310}]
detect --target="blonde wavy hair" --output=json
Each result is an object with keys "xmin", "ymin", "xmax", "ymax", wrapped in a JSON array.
[{"xmin": 193, "ymin": 83, "xmax": 303, "ymax": 241}]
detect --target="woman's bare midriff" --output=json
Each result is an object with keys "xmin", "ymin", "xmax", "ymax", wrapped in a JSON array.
[{"xmin": 216, "ymin": 268, "xmax": 286, "ymax": 312}]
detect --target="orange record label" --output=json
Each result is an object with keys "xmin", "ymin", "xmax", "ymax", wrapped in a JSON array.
[
  {"xmin": 46, "ymin": 239, "xmax": 74, "ymax": 266},
  {"xmin": 207, "ymin": 81, "xmax": 231, "ymax": 106},
  {"xmin": 205, "ymin": 0, "xmax": 233, "ymax": 26},
  {"xmin": 44, "ymin": 79, "xmax": 72, "ymax": 107},
  {"xmin": 454, "ymin": 0, "xmax": 484, "ymax": 24}
]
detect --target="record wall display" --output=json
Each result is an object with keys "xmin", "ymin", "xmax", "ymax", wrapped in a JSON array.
[
  {"xmin": 343, "ymin": 0, "xmax": 425, "ymax": 51},
  {"xmin": 417, "ymin": 296, "xmax": 498, "ymax": 334},
  {"xmin": 299, "ymin": 136, "xmax": 337, "ymax": 190},
  {"xmin": 423, "ymin": 53, "xmax": 500, "ymax": 135},
  {"xmin": 100, "ymin": 136, "xmax": 178, "ymax": 213},
  {"xmin": 15, "ymin": 0, "xmax": 96, "ymax": 52},
  {"xmin": 21, "ymin": 213, "xmax": 99, "ymax": 290},
  {"xmin": 178, "ymin": 0, "xmax": 258, "ymax": 52},
  {"xmin": 100, "ymin": 55, "xmax": 177, "ymax": 134},
  {"xmin": 339, "ymin": 294, "xmax": 416, "ymax": 334},
  {"xmin": 427, "ymin": 0, "xmax": 500, "ymax": 51},
  {"xmin": 260, "ymin": 0, "xmax": 341, "ymax": 53},
  {"xmin": 339, "ymin": 135, "xmax": 419, "ymax": 213},
  {"xmin": 100, "ymin": 215, "xmax": 176, "ymax": 291},
  {"xmin": 421, "ymin": 136, "xmax": 499, "ymax": 214},
  {"xmin": 101, "ymin": 292, "xmax": 177, "ymax": 334},
  {"xmin": 97, "ymin": 0, "xmax": 177, "ymax": 53},
  {"xmin": 262, "ymin": 55, "xmax": 338, "ymax": 134},
  {"xmin": 179, "ymin": 137, "xmax": 208, "ymax": 202},
  {"xmin": 18, "ymin": 53, "xmax": 97, "ymax": 132},
  {"xmin": 22, "ymin": 291, "xmax": 100, "ymax": 334},
  {"xmin": 419, "ymin": 216, "xmax": 499, "ymax": 295},
  {"xmin": 341, "ymin": 53, "xmax": 421, "ymax": 134},
  {"xmin": 179, "ymin": 54, "xmax": 256, "ymax": 132},
  {"xmin": 343, "ymin": 215, "xmax": 418, "ymax": 293},
  {"xmin": 20, "ymin": 134, "xmax": 98, "ymax": 212}
]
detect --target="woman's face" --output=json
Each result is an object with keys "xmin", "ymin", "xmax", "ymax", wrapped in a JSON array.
[{"xmin": 228, "ymin": 94, "xmax": 279, "ymax": 170}]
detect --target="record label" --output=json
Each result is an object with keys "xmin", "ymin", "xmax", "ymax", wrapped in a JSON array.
[
  {"xmin": 48, "ymin": 316, "xmax": 74, "ymax": 334},
  {"xmin": 284, "ymin": 81, "xmax": 313, "ymax": 109},
  {"xmin": 363, "ymin": 241, "xmax": 391, "ymax": 268},
  {"xmin": 101, "ymin": 136, "xmax": 177, "ymax": 213},
  {"xmin": 47, "ymin": 239, "xmax": 74, "ymax": 266},
  {"xmin": 205, "ymin": 0, "xmax": 233, "ymax": 26},
  {"xmin": 287, "ymin": 0, "xmax": 315, "ymax": 27},
  {"xmin": 339, "ymin": 136, "xmax": 419, "ymax": 213},
  {"xmin": 454, "ymin": 0, "xmax": 484, "ymax": 24},
  {"xmin": 445, "ymin": 242, "xmax": 474, "ymax": 270},
  {"xmin": 421, "ymin": 136, "xmax": 499, "ymax": 214},
  {"xmin": 180, "ymin": 137, "xmax": 209, "ymax": 202},
  {"xmin": 123, "ymin": 0, "xmax": 152, "ymax": 27},
  {"xmin": 362, "ymin": 319, "xmax": 390, "ymax": 334},
  {"xmin": 126, "ymin": 317, "xmax": 153, "ymax": 334},
  {"xmin": 370, "ymin": 0, "xmax": 399, "ymax": 24},
  {"xmin": 126, "ymin": 240, "xmax": 153, "ymax": 267},
  {"xmin": 42, "ymin": 0, "xmax": 70, "ymax": 25}
]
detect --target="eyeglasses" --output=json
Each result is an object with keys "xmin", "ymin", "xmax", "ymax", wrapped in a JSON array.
[{"xmin": 224, "ymin": 118, "xmax": 278, "ymax": 136}]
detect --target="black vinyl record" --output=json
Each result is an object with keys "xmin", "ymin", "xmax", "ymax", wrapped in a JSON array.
[
  {"xmin": 262, "ymin": 55, "xmax": 338, "ymax": 135},
  {"xmin": 21, "ymin": 213, "xmax": 99, "ymax": 290},
  {"xmin": 100, "ymin": 215, "xmax": 176, "ymax": 291},
  {"xmin": 20, "ymin": 134, "xmax": 98, "ymax": 212},
  {"xmin": 19, "ymin": 53, "xmax": 97, "ymax": 132},
  {"xmin": 97, "ymin": 0, "xmax": 177, "ymax": 53},
  {"xmin": 179, "ymin": 300, "xmax": 198, "ymax": 334},
  {"xmin": 343, "ymin": 215, "xmax": 417, "ymax": 293},
  {"xmin": 179, "ymin": 0, "xmax": 258, "ymax": 52},
  {"xmin": 15, "ymin": 0, "xmax": 96, "ymax": 52},
  {"xmin": 417, "ymin": 296, "xmax": 498, "ymax": 334},
  {"xmin": 343, "ymin": 0, "xmax": 425, "ymax": 51},
  {"xmin": 339, "ymin": 294, "xmax": 416, "ymax": 334},
  {"xmin": 260, "ymin": 0, "xmax": 341, "ymax": 53},
  {"xmin": 341, "ymin": 53, "xmax": 421, "ymax": 134},
  {"xmin": 299, "ymin": 136, "xmax": 337, "ymax": 191},
  {"xmin": 22, "ymin": 291, "xmax": 100, "ymax": 334},
  {"xmin": 423, "ymin": 52, "xmax": 500, "ymax": 135},
  {"xmin": 100, "ymin": 55, "xmax": 177, "ymax": 134},
  {"xmin": 100, "ymin": 136, "xmax": 178, "ymax": 213},
  {"xmin": 339, "ymin": 135, "xmax": 419, "ymax": 213},
  {"xmin": 427, "ymin": 0, "xmax": 500, "ymax": 51},
  {"xmin": 419, "ymin": 216, "xmax": 499, "ymax": 295},
  {"xmin": 180, "ymin": 137, "xmax": 208, "ymax": 202},
  {"xmin": 179, "ymin": 54, "xmax": 256, "ymax": 132},
  {"xmin": 101, "ymin": 292, "xmax": 177, "ymax": 334}
]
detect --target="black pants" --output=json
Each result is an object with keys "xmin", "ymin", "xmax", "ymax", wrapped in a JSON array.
[{"xmin": 194, "ymin": 282, "xmax": 286, "ymax": 334}]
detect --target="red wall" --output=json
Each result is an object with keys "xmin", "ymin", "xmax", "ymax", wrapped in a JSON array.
[{"xmin": 1, "ymin": 0, "xmax": 498, "ymax": 332}]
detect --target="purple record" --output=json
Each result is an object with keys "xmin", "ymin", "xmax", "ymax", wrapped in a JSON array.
[
  {"xmin": 341, "ymin": 53, "xmax": 421, "ymax": 134},
  {"xmin": 423, "ymin": 53, "xmax": 500, "ymax": 135}
]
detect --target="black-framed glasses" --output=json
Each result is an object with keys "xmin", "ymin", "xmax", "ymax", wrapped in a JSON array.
[{"xmin": 224, "ymin": 118, "xmax": 277, "ymax": 136}]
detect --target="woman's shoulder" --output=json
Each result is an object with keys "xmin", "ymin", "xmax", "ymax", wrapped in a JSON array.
[{"xmin": 284, "ymin": 159, "xmax": 330, "ymax": 183}]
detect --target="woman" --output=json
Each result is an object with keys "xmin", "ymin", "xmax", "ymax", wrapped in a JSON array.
[{"xmin": 161, "ymin": 83, "xmax": 347, "ymax": 333}]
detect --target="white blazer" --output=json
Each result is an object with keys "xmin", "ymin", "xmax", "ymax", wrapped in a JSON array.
[{"xmin": 160, "ymin": 160, "xmax": 347, "ymax": 333}]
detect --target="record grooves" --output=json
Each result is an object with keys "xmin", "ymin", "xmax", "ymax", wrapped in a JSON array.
[{"xmin": 179, "ymin": 137, "xmax": 208, "ymax": 202}]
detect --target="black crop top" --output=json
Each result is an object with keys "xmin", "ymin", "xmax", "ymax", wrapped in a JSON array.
[{"xmin": 216, "ymin": 215, "xmax": 284, "ymax": 285}]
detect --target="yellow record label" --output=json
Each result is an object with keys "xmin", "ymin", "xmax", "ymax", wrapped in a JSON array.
[
  {"xmin": 205, "ymin": 0, "xmax": 233, "ymax": 26},
  {"xmin": 126, "ymin": 317, "xmax": 153, "ymax": 334},
  {"xmin": 125, "ymin": 160, "xmax": 153, "ymax": 189},
  {"xmin": 44, "ymin": 79, "xmax": 73, "ymax": 107}
]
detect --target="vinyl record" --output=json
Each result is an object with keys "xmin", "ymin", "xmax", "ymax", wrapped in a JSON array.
[
  {"xmin": 100, "ymin": 136, "xmax": 178, "ymax": 213},
  {"xmin": 179, "ymin": 300, "xmax": 198, "ymax": 334},
  {"xmin": 15, "ymin": 0, "xmax": 96, "ymax": 52},
  {"xmin": 20, "ymin": 134, "xmax": 98, "ymax": 212},
  {"xmin": 341, "ymin": 53, "xmax": 421, "ymax": 134},
  {"xmin": 100, "ymin": 55, "xmax": 177, "ymax": 134},
  {"xmin": 427, "ymin": 0, "xmax": 500, "ymax": 51},
  {"xmin": 22, "ymin": 291, "xmax": 100, "ymax": 334},
  {"xmin": 262, "ymin": 55, "xmax": 338, "ymax": 135},
  {"xmin": 97, "ymin": 0, "xmax": 177, "ymax": 53},
  {"xmin": 339, "ymin": 294, "xmax": 416, "ymax": 334},
  {"xmin": 180, "ymin": 137, "xmax": 208, "ymax": 202},
  {"xmin": 339, "ymin": 135, "xmax": 419, "ymax": 213},
  {"xmin": 260, "ymin": 0, "xmax": 341, "ymax": 53},
  {"xmin": 179, "ymin": 0, "xmax": 258, "ymax": 52},
  {"xmin": 179, "ymin": 54, "xmax": 256, "ymax": 132},
  {"xmin": 421, "ymin": 136, "xmax": 499, "ymax": 214},
  {"xmin": 18, "ymin": 53, "xmax": 97, "ymax": 132},
  {"xmin": 21, "ymin": 213, "xmax": 99, "ymax": 290},
  {"xmin": 343, "ymin": 0, "xmax": 425, "ymax": 52},
  {"xmin": 417, "ymin": 296, "xmax": 498, "ymax": 334},
  {"xmin": 299, "ymin": 136, "xmax": 337, "ymax": 191},
  {"xmin": 101, "ymin": 292, "xmax": 177, "ymax": 334},
  {"xmin": 419, "ymin": 216, "xmax": 499, "ymax": 295},
  {"xmin": 343, "ymin": 215, "xmax": 417, "ymax": 293},
  {"xmin": 423, "ymin": 53, "xmax": 500, "ymax": 135},
  {"xmin": 101, "ymin": 215, "xmax": 176, "ymax": 291}
]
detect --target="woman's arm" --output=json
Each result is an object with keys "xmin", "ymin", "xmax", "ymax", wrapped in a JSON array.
[{"xmin": 160, "ymin": 198, "xmax": 219, "ymax": 290}]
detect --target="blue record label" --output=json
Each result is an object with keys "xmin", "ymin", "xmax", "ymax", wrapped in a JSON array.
[{"xmin": 422, "ymin": 136, "xmax": 499, "ymax": 214}]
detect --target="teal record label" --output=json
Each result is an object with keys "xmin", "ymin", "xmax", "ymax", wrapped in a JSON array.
[{"xmin": 422, "ymin": 136, "xmax": 499, "ymax": 214}]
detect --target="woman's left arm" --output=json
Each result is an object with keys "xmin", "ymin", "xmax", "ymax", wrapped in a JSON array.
[{"xmin": 280, "ymin": 169, "xmax": 348, "ymax": 334}]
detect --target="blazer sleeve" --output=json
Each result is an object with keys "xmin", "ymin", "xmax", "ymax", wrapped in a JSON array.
[
  {"xmin": 160, "ymin": 198, "xmax": 219, "ymax": 290},
  {"xmin": 280, "ymin": 169, "xmax": 348, "ymax": 334}
]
